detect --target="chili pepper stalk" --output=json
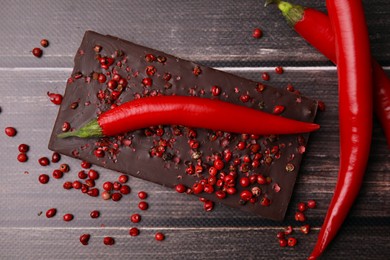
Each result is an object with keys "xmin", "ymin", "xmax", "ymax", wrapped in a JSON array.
[
  {"xmin": 58, "ymin": 96, "xmax": 319, "ymax": 139},
  {"xmin": 266, "ymin": 0, "xmax": 390, "ymax": 148}
]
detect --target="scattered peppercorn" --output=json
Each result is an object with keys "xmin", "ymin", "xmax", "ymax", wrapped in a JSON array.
[
  {"xmin": 39, "ymin": 174, "xmax": 49, "ymax": 184},
  {"xmin": 90, "ymin": 210, "xmax": 100, "ymax": 219},
  {"xmin": 138, "ymin": 201, "xmax": 149, "ymax": 210},
  {"xmin": 80, "ymin": 234, "xmax": 90, "ymax": 246},
  {"xmin": 129, "ymin": 227, "xmax": 140, "ymax": 236},
  {"xmin": 155, "ymin": 232, "xmax": 165, "ymax": 241},
  {"xmin": 103, "ymin": 236, "xmax": 115, "ymax": 246},
  {"xmin": 32, "ymin": 47, "xmax": 43, "ymax": 58},
  {"xmin": 40, "ymin": 39, "xmax": 49, "ymax": 48},
  {"xmin": 63, "ymin": 213, "xmax": 74, "ymax": 222},
  {"xmin": 138, "ymin": 191, "xmax": 148, "ymax": 200},
  {"xmin": 5, "ymin": 127, "xmax": 17, "ymax": 137},
  {"xmin": 130, "ymin": 214, "xmax": 141, "ymax": 223},
  {"xmin": 46, "ymin": 208, "xmax": 57, "ymax": 218},
  {"xmin": 252, "ymin": 28, "xmax": 263, "ymax": 39}
]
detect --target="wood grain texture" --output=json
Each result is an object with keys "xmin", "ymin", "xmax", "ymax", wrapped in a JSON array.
[{"xmin": 0, "ymin": 0, "xmax": 389, "ymax": 259}]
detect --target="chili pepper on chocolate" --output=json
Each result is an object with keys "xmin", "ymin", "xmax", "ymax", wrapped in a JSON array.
[
  {"xmin": 266, "ymin": 0, "xmax": 390, "ymax": 148},
  {"xmin": 58, "ymin": 95, "xmax": 319, "ymax": 138},
  {"xmin": 308, "ymin": 0, "xmax": 371, "ymax": 258}
]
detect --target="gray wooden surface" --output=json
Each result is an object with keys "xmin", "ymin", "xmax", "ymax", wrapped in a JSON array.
[{"xmin": 0, "ymin": 0, "xmax": 389, "ymax": 259}]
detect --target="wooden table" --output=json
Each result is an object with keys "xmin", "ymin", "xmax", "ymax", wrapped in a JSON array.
[{"xmin": 0, "ymin": 0, "xmax": 389, "ymax": 259}]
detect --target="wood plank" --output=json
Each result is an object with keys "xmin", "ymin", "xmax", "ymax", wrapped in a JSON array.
[
  {"xmin": 0, "ymin": 0, "xmax": 388, "ymax": 68},
  {"xmin": 0, "ymin": 225, "xmax": 388, "ymax": 259}
]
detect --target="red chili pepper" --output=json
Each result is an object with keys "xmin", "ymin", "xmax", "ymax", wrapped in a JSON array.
[
  {"xmin": 266, "ymin": 0, "xmax": 390, "ymax": 148},
  {"xmin": 317, "ymin": 0, "xmax": 372, "ymax": 258},
  {"xmin": 58, "ymin": 95, "xmax": 319, "ymax": 138}
]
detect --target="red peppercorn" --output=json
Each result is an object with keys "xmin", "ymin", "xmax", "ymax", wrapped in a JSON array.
[
  {"xmin": 78, "ymin": 170, "xmax": 87, "ymax": 179},
  {"xmin": 240, "ymin": 94, "xmax": 250, "ymax": 103},
  {"xmin": 97, "ymin": 73, "xmax": 106, "ymax": 83},
  {"xmin": 85, "ymin": 179, "xmax": 95, "ymax": 187},
  {"xmin": 118, "ymin": 174, "xmax": 128, "ymax": 184},
  {"xmin": 276, "ymin": 231, "xmax": 285, "ymax": 239},
  {"xmin": 72, "ymin": 181, "xmax": 82, "ymax": 189},
  {"xmin": 40, "ymin": 39, "xmax": 49, "ymax": 48},
  {"xmin": 111, "ymin": 192, "xmax": 122, "ymax": 201},
  {"xmin": 273, "ymin": 105, "xmax": 285, "ymax": 115},
  {"xmin": 252, "ymin": 28, "xmax": 263, "ymax": 39},
  {"xmin": 307, "ymin": 199, "xmax": 317, "ymax": 209},
  {"xmin": 63, "ymin": 213, "xmax": 74, "ymax": 222},
  {"xmin": 275, "ymin": 66, "xmax": 284, "ymax": 74},
  {"xmin": 94, "ymin": 149, "xmax": 105, "ymax": 158},
  {"xmin": 142, "ymin": 77, "xmax": 153, "ymax": 87},
  {"xmin": 213, "ymin": 159, "xmax": 224, "ymax": 170},
  {"xmin": 59, "ymin": 164, "xmax": 70, "ymax": 173},
  {"xmin": 38, "ymin": 157, "xmax": 50, "ymax": 166},
  {"xmin": 120, "ymin": 185, "xmax": 131, "ymax": 195},
  {"xmin": 300, "ymin": 224, "xmax": 310, "ymax": 235},
  {"xmin": 81, "ymin": 184, "xmax": 89, "ymax": 194},
  {"xmin": 138, "ymin": 191, "xmax": 148, "ymax": 200},
  {"xmin": 102, "ymin": 181, "xmax": 113, "ymax": 191},
  {"xmin": 295, "ymin": 212, "xmax": 306, "ymax": 222},
  {"xmin": 287, "ymin": 237, "xmax": 297, "ymax": 247},
  {"xmin": 90, "ymin": 210, "xmax": 100, "ymax": 219},
  {"xmin": 193, "ymin": 66, "xmax": 202, "ymax": 76},
  {"xmin": 51, "ymin": 152, "xmax": 61, "ymax": 163},
  {"xmin": 17, "ymin": 153, "xmax": 28, "ymax": 163},
  {"xmin": 240, "ymin": 190, "xmax": 253, "ymax": 201},
  {"xmin": 204, "ymin": 200, "xmax": 214, "ymax": 212},
  {"xmin": 87, "ymin": 169, "xmax": 99, "ymax": 180},
  {"xmin": 18, "ymin": 144, "xmax": 29, "ymax": 153},
  {"xmin": 279, "ymin": 238, "xmax": 287, "ymax": 247},
  {"xmin": 39, "ymin": 174, "xmax": 49, "ymax": 184},
  {"xmin": 63, "ymin": 181, "xmax": 72, "ymax": 190},
  {"xmin": 297, "ymin": 202, "xmax": 307, "ymax": 212},
  {"xmin": 211, "ymin": 85, "xmax": 221, "ymax": 96},
  {"xmin": 87, "ymin": 188, "xmax": 99, "ymax": 197},
  {"xmin": 103, "ymin": 236, "xmax": 115, "ymax": 246},
  {"xmin": 81, "ymin": 160, "xmax": 92, "ymax": 169},
  {"xmin": 47, "ymin": 92, "xmax": 63, "ymax": 105},
  {"xmin": 101, "ymin": 191, "xmax": 111, "ymax": 200},
  {"xmin": 257, "ymin": 174, "xmax": 267, "ymax": 185},
  {"xmin": 113, "ymin": 181, "xmax": 122, "ymax": 191},
  {"xmin": 237, "ymin": 141, "xmax": 246, "ymax": 150},
  {"xmin": 284, "ymin": 225, "xmax": 293, "ymax": 235},
  {"xmin": 175, "ymin": 184, "xmax": 186, "ymax": 193},
  {"xmin": 129, "ymin": 227, "xmax": 140, "ymax": 236},
  {"xmin": 215, "ymin": 190, "xmax": 227, "ymax": 200},
  {"xmin": 62, "ymin": 122, "xmax": 70, "ymax": 132},
  {"xmin": 80, "ymin": 234, "xmax": 90, "ymax": 246},
  {"xmin": 32, "ymin": 47, "xmax": 43, "ymax": 58},
  {"xmin": 52, "ymin": 169, "xmax": 63, "ymax": 179},
  {"xmin": 260, "ymin": 197, "xmax": 271, "ymax": 207},
  {"xmin": 138, "ymin": 201, "xmax": 149, "ymax": 210},
  {"xmin": 46, "ymin": 208, "xmax": 57, "ymax": 218},
  {"xmin": 261, "ymin": 72, "xmax": 270, "ymax": 81},
  {"xmin": 192, "ymin": 183, "xmax": 204, "ymax": 194},
  {"xmin": 155, "ymin": 232, "xmax": 165, "ymax": 241},
  {"xmin": 145, "ymin": 54, "xmax": 156, "ymax": 62},
  {"xmin": 5, "ymin": 127, "xmax": 17, "ymax": 137},
  {"xmin": 130, "ymin": 214, "xmax": 141, "ymax": 223}
]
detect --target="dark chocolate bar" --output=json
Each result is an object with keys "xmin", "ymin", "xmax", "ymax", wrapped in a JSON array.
[{"xmin": 49, "ymin": 31, "xmax": 318, "ymax": 221}]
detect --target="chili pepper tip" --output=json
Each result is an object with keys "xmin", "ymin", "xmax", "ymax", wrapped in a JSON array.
[{"xmin": 57, "ymin": 119, "xmax": 103, "ymax": 139}]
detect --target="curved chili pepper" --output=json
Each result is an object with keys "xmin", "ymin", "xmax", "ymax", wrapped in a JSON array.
[
  {"xmin": 314, "ymin": 0, "xmax": 372, "ymax": 258},
  {"xmin": 58, "ymin": 95, "xmax": 319, "ymax": 138},
  {"xmin": 266, "ymin": 0, "xmax": 390, "ymax": 148}
]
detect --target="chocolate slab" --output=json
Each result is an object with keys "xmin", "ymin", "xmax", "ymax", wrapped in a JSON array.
[{"xmin": 48, "ymin": 31, "xmax": 318, "ymax": 221}]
